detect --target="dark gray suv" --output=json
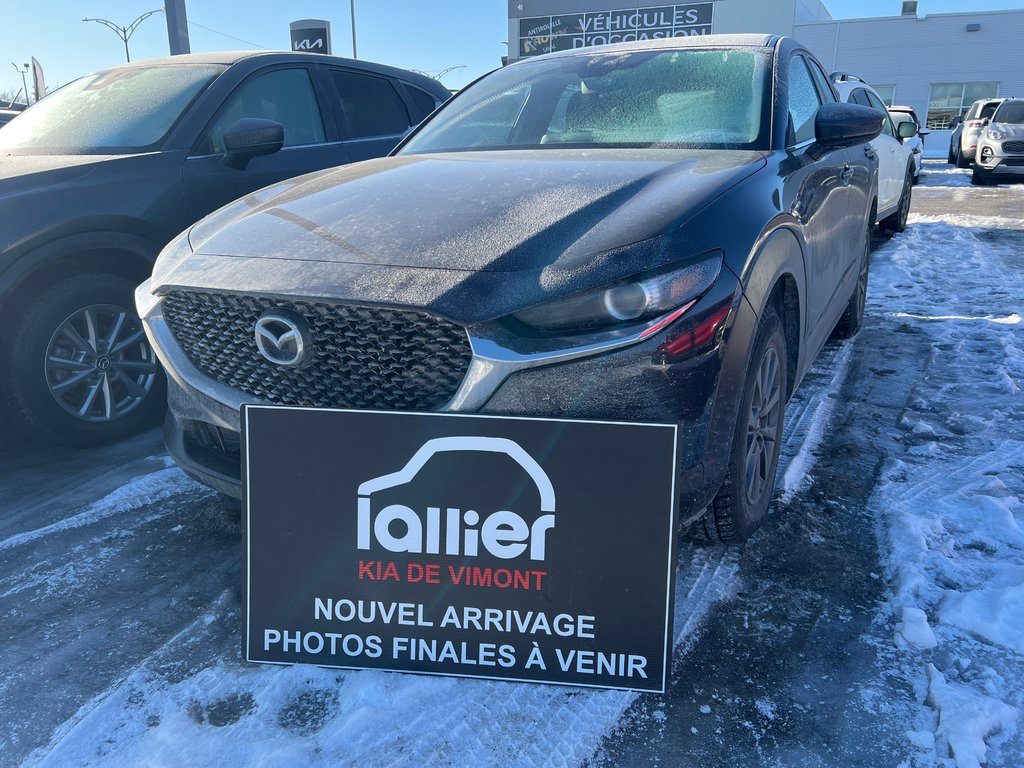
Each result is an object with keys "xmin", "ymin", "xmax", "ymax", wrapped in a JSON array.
[
  {"xmin": 141, "ymin": 35, "xmax": 883, "ymax": 544},
  {"xmin": 0, "ymin": 51, "xmax": 448, "ymax": 445}
]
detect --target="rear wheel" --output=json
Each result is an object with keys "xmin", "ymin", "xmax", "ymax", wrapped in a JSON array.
[
  {"xmin": 832, "ymin": 224, "xmax": 870, "ymax": 340},
  {"xmin": 880, "ymin": 168, "xmax": 912, "ymax": 235},
  {"xmin": 1, "ymin": 273, "xmax": 166, "ymax": 446},
  {"xmin": 693, "ymin": 305, "xmax": 786, "ymax": 544}
]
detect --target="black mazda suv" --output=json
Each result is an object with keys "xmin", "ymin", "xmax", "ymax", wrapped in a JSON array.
[{"xmin": 138, "ymin": 34, "xmax": 882, "ymax": 543}]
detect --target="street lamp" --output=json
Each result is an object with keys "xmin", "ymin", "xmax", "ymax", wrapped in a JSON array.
[
  {"xmin": 83, "ymin": 10, "xmax": 163, "ymax": 62},
  {"xmin": 11, "ymin": 62, "xmax": 29, "ymax": 105},
  {"xmin": 350, "ymin": 0, "xmax": 358, "ymax": 59}
]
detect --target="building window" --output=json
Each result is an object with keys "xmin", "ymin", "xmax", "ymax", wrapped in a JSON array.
[
  {"xmin": 926, "ymin": 82, "xmax": 998, "ymax": 129},
  {"xmin": 873, "ymin": 85, "xmax": 895, "ymax": 107}
]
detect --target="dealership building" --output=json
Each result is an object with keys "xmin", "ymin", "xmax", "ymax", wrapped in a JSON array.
[{"xmin": 507, "ymin": 0, "xmax": 1024, "ymax": 152}]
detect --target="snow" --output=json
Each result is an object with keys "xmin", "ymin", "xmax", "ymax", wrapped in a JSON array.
[
  {"xmin": 899, "ymin": 607, "xmax": 938, "ymax": 650},
  {"xmin": 927, "ymin": 664, "xmax": 1018, "ymax": 768},
  {"xmin": 867, "ymin": 201, "xmax": 1024, "ymax": 765}
]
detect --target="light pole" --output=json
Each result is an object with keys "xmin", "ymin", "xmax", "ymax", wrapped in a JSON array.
[
  {"xmin": 11, "ymin": 62, "xmax": 29, "ymax": 105},
  {"xmin": 350, "ymin": 0, "xmax": 358, "ymax": 59},
  {"xmin": 83, "ymin": 10, "xmax": 163, "ymax": 62}
]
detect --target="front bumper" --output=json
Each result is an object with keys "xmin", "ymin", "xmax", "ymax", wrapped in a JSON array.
[
  {"xmin": 976, "ymin": 141, "xmax": 1024, "ymax": 175},
  {"xmin": 138, "ymin": 273, "xmax": 750, "ymax": 523}
]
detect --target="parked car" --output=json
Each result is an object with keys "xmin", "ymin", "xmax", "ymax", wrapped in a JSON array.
[
  {"xmin": 0, "ymin": 51, "xmax": 449, "ymax": 446},
  {"xmin": 139, "ymin": 34, "xmax": 882, "ymax": 544},
  {"xmin": 888, "ymin": 108, "xmax": 924, "ymax": 183},
  {"xmin": 972, "ymin": 98, "xmax": 1024, "ymax": 185},
  {"xmin": 0, "ymin": 109, "xmax": 22, "ymax": 128},
  {"xmin": 888, "ymin": 105, "xmax": 928, "ymax": 147},
  {"xmin": 832, "ymin": 73, "xmax": 916, "ymax": 232},
  {"xmin": 948, "ymin": 97, "xmax": 1004, "ymax": 168}
]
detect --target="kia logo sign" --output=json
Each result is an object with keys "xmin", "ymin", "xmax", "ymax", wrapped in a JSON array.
[
  {"xmin": 357, "ymin": 436, "xmax": 556, "ymax": 560},
  {"xmin": 289, "ymin": 19, "xmax": 332, "ymax": 55}
]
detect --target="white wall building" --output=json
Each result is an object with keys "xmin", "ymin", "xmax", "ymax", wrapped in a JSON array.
[{"xmin": 507, "ymin": 1, "xmax": 1024, "ymax": 154}]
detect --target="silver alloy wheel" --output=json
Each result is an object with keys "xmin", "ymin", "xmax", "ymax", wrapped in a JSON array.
[
  {"xmin": 744, "ymin": 345, "xmax": 782, "ymax": 506},
  {"xmin": 44, "ymin": 304, "xmax": 158, "ymax": 422}
]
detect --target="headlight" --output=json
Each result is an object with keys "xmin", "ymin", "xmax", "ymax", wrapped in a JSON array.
[
  {"xmin": 988, "ymin": 129, "xmax": 1007, "ymax": 141},
  {"xmin": 512, "ymin": 252, "xmax": 722, "ymax": 333}
]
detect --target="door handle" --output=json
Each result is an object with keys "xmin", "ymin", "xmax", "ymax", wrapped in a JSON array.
[
  {"xmin": 841, "ymin": 163, "xmax": 854, "ymax": 185},
  {"xmin": 864, "ymin": 146, "xmax": 877, "ymax": 159}
]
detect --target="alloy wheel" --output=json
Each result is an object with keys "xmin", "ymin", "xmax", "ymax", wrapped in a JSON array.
[
  {"xmin": 44, "ymin": 304, "xmax": 158, "ymax": 422},
  {"xmin": 743, "ymin": 346, "xmax": 782, "ymax": 506}
]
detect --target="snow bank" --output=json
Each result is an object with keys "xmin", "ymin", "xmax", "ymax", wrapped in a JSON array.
[
  {"xmin": 927, "ymin": 664, "xmax": 1018, "ymax": 768},
  {"xmin": 868, "ymin": 212, "xmax": 1024, "ymax": 764}
]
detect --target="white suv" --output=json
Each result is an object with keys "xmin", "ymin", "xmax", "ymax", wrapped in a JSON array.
[{"xmin": 832, "ymin": 74, "xmax": 917, "ymax": 234}]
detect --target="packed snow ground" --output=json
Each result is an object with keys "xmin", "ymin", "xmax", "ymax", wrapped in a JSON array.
[
  {"xmin": 867, "ymin": 197, "xmax": 1024, "ymax": 765},
  {"xmin": 1, "ymin": 161, "xmax": 1022, "ymax": 767}
]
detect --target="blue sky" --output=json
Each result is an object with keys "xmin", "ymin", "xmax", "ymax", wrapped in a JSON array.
[{"xmin": 2, "ymin": 1, "xmax": 1021, "ymax": 99}]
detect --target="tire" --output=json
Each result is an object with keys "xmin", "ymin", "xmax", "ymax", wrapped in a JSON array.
[
  {"xmin": 956, "ymin": 150, "xmax": 971, "ymax": 169},
  {"xmin": 0, "ymin": 273, "xmax": 166, "ymax": 446},
  {"xmin": 879, "ymin": 167, "xmax": 913, "ymax": 235},
  {"xmin": 947, "ymin": 146, "xmax": 956, "ymax": 165},
  {"xmin": 971, "ymin": 167, "xmax": 993, "ymax": 186},
  {"xmin": 832, "ymin": 225, "xmax": 870, "ymax": 340},
  {"xmin": 693, "ymin": 304, "xmax": 786, "ymax": 544}
]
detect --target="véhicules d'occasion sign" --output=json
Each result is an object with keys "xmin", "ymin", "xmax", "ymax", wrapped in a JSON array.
[{"xmin": 242, "ymin": 406, "xmax": 678, "ymax": 692}]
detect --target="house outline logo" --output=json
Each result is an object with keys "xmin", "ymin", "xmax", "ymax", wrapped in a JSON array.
[{"xmin": 356, "ymin": 436, "xmax": 556, "ymax": 560}]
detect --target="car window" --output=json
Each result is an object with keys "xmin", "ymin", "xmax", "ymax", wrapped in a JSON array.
[
  {"xmin": 864, "ymin": 90, "xmax": 895, "ymax": 137},
  {"xmin": 787, "ymin": 56, "xmax": 822, "ymax": 146},
  {"xmin": 980, "ymin": 102, "xmax": 1001, "ymax": 120},
  {"xmin": 405, "ymin": 85, "xmax": 441, "ymax": 119},
  {"xmin": 202, "ymin": 68, "xmax": 325, "ymax": 155},
  {"xmin": 993, "ymin": 100, "xmax": 1024, "ymax": 123},
  {"xmin": 806, "ymin": 59, "xmax": 836, "ymax": 103},
  {"xmin": 849, "ymin": 89, "xmax": 870, "ymax": 107},
  {"xmin": 0, "ymin": 65, "xmax": 223, "ymax": 153},
  {"xmin": 402, "ymin": 49, "xmax": 771, "ymax": 153},
  {"xmin": 332, "ymin": 70, "xmax": 412, "ymax": 139}
]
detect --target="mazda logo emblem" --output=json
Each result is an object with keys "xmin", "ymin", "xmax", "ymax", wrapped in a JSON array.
[{"xmin": 254, "ymin": 309, "xmax": 312, "ymax": 367}]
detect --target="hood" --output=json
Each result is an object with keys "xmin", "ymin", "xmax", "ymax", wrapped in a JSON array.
[
  {"xmin": 188, "ymin": 149, "xmax": 766, "ymax": 274},
  {"xmin": 987, "ymin": 122, "xmax": 1024, "ymax": 139},
  {"xmin": 0, "ymin": 153, "xmax": 116, "ymax": 198}
]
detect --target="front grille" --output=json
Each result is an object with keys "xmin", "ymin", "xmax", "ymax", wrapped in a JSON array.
[
  {"xmin": 1003, "ymin": 141, "xmax": 1024, "ymax": 154},
  {"xmin": 162, "ymin": 291, "xmax": 473, "ymax": 411}
]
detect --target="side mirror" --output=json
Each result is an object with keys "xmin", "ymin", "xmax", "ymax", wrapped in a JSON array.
[
  {"xmin": 222, "ymin": 118, "xmax": 284, "ymax": 170},
  {"xmin": 981, "ymin": 117, "xmax": 991, "ymax": 127},
  {"xmin": 949, "ymin": 116, "xmax": 962, "ymax": 128},
  {"xmin": 897, "ymin": 120, "xmax": 918, "ymax": 140},
  {"xmin": 814, "ymin": 102, "xmax": 883, "ymax": 150}
]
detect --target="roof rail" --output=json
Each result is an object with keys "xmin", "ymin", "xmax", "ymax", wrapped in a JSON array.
[{"xmin": 830, "ymin": 71, "xmax": 866, "ymax": 84}]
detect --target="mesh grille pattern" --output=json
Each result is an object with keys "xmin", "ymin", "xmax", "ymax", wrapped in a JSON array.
[
  {"xmin": 162, "ymin": 291, "xmax": 472, "ymax": 410},
  {"xmin": 1003, "ymin": 141, "xmax": 1024, "ymax": 154}
]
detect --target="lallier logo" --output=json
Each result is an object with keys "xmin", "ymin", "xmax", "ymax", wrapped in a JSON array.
[{"xmin": 355, "ymin": 437, "xmax": 555, "ymax": 591}]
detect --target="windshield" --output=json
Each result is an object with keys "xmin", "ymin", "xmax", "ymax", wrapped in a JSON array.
[
  {"xmin": 993, "ymin": 100, "xmax": 1024, "ymax": 124},
  {"xmin": 400, "ymin": 48, "xmax": 771, "ymax": 154},
  {"xmin": 0, "ymin": 65, "xmax": 224, "ymax": 154}
]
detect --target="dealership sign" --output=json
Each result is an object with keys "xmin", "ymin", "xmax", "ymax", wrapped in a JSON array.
[
  {"xmin": 242, "ymin": 406, "xmax": 678, "ymax": 692},
  {"xmin": 518, "ymin": 3, "xmax": 713, "ymax": 57}
]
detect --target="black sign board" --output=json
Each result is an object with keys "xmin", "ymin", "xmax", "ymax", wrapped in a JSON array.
[
  {"xmin": 243, "ymin": 406, "xmax": 678, "ymax": 692},
  {"xmin": 519, "ymin": 3, "xmax": 714, "ymax": 57},
  {"xmin": 289, "ymin": 18, "xmax": 332, "ymax": 55}
]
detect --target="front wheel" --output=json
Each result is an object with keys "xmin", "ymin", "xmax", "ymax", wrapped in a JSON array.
[
  {"xmin": 971, "ymin": 167, "xmax": 994, "ymax": 186},
  {"xmin": 693, "ymin": 305, "xmax": 787, "ymax": 544},
  {"xmin": 0, "ymin": 273, "xmax": 166, "ymax": 446},
  {"xmin": 956, "ymin": 150, "xmax": 971, "ymax": 169}
]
